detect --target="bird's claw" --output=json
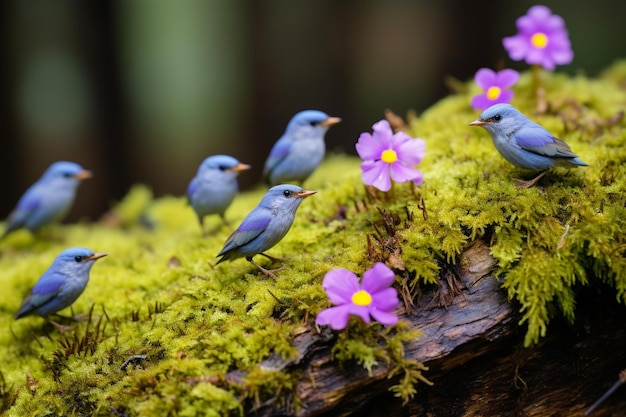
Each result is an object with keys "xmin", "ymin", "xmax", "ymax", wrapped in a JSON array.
[
  {"xmin": 48, "ymin": 320, "xmax": 76, "ymax": 333},
  {"xmin": 513, "ymin": 170, "xmax": 549, "ymax": 189},
  {"xmin": 259, "ymin": 266, "xmax": 286, "ymax": 279}
]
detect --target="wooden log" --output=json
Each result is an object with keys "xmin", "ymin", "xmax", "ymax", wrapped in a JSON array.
[{"xmin": 242, "ymin": 239, "xmax": 626, "ymax": 416}]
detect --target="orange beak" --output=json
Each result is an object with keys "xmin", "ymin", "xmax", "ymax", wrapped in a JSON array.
[
  {"xmin": 469, "ymin": 119, "xmax": 489, "ymax": 127},
  {"xmin": 320, "ymin": 117, "xmax": 342, "ymax": 127},
  {"xmin": 295, "ymin": 190, "xmax": 317, "ymax": 198},
  {"xmin": 74, "ymin": 170, "xmax": 93, "ymax": 180},
  {"xmin": 228, "ymin": 163, "xmax": 251, "ymax": 173},
  {"xmin": 85, "ymin": 252, "xmax": 108, "ymax": 261}
]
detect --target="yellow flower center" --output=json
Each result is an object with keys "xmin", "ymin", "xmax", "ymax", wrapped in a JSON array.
[
  {"xmin": 486, "ymin": 86, "xmax": 501, "ymax": 100},
  {"xmin": 381, "ymin": 149, "xmax": 398, "ymax": 164},
  {"xmin": 531, "ymin": 32, "xmax": 549, "ymax": 49},
  {"xmin": 351, "ymin": 290, "xmax": 373, "ymax": 306}
]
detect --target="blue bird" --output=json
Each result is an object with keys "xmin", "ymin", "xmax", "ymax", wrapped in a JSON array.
[
  {"xmin": 469, "ymin": 104, "xmax": 588, "ymax": 188},
  {"xmin": 187, "ymin": 155, "xmax": 251, "ymax": 232},
  {"xmin": 263, "ymin": 110, "xmax": 341, "ymax": 185},
  {"xmin": 3, "ymin": 161, "xmax": 92, "ymax": 238},
  {"xmin": 216, "ymin": 184, "xmax": 316, "ymax": 276},
  {"xmin": 15, "ymin": 247, "xmax": 107, "ymax": 328}
]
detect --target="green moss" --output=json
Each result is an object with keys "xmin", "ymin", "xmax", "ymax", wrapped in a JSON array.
[{"xmin": 1, "ymin": 62, "xmax": 626, "ymax": 415}]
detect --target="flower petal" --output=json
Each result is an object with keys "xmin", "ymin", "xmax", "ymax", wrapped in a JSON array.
[
  {"xmin": 519, "ymin": 5, "xmax": 551, "ymax": 33},
  {"xmin": 549, "ymin": 44, "xmax": 573, "ymax": 64},
  {"xmin": 495, "ymin": 69, "xmax": 520, "ymax": 87},
  {"xmin": 322, "ymin": 268, "xmax": 360, "ymax": 305},
  {"xmin": 371, "ymin": 120, "xmax": 394, "ymax": 148},
  {"xmin": 316, "ymin": 305, "xmax": 352, "ymax": 330},
  {"xmin": 396, "ymin": 137, "xmax": 426, "ymax": 166},
  {"xmin": 474, "ymin": 68, "xmax": 496, "ymax": 89},
  {"xmin": 503, "ymin": 35, "xmax": 530, "ymax": 61},
  {"xmin": 369, "ymin": 309, "xmax": 398, "ymax": 327},
  {"xmin": 390, "ymin": 162, "xmax": 422, "ymax": 183},
  {"xmin": 347, "ymin": 304, "xmax": 372, "ymax": 324},
  {"xmin": 528, "ymin": 5, "xmax": 552, "ymax": 21},
  {"xmin": 411, "ymin": 171, "xmax": 424, "ymax": 186},
  {"xmin": 362, "ymin": 262, "xmax": 395, "ymax": 294},
  {"xmin": 498, "ymin": 90, "xmax": 514, "ymax": 103},
  {"xmin": 471, "ymin": 93, "xmax": 491, "ymax": 111},
  {"xmin": 545, "ymin": 14, "xmax": 566, "ymax": 31},
  {"xmin": 356, "ymin": 132, "xmax": 384, "ymax": 161},
  {"xmin": 526, "ymin": 48, "xmax": 555, "ymax": 70},
  {"xmin": 371, "ymin": 287, "xmax": 400, "ymax": 311},
  {"xmin": 361, "ymin": 161, "xmax": 391, "ymax": 192}
]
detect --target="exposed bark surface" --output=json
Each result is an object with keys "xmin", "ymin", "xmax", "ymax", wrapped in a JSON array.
[{"xmin": 245, "ymin": 239, "xmax": 626, "ymax": 417}]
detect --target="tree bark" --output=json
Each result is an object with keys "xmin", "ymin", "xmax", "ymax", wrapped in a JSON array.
[{"xmin": 243, "ymin": 239, "xmax": 626, "ymax": 416}]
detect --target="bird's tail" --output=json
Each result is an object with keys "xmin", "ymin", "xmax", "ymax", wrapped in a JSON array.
[{"xmin": 570, "ymin": 157, "xmax": 589, "ymax": 167}]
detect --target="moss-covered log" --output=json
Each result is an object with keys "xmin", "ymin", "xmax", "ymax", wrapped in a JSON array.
[
  {"xmin": 1, "ymin": 62, "xmax": 626, "ymax": 416},
  {"xmin": 248, "ymin": 239, "xmax": 626, "ymax": 416}
]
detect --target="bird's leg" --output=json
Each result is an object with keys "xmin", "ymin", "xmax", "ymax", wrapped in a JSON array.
[
  {"xmin": 513, "ymin": 170, "xmax": 549, "ymax": 189},
  {"xmin": 258, "ymin": 252, "xmax": 287, "ymax": 263},
  {"xmin": 246, "ymin": 256, "xmax": 285, "ymax": 278},
  {"xmin": 48, "ymin": 319, "xmax": 75, "ymax": 333},
  {"xmin": 202, "ymin": 217, "xmax": 227, "ymax": 237},
  {"xmin": 220, "ymin": 214, "xmax": 231, "ymax": 227},
  {"xmin": 56, "ymin": 310, "xmax": 88, "ymax": 323},
  {"xmin": 198, "ymin": 217, "xmax": 210, "ymax": 237}
]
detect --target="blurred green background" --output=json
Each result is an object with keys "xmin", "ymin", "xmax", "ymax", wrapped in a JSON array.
[{"xmin": 1, "ymin": 0, "xmax": 624, "ymax": 221}]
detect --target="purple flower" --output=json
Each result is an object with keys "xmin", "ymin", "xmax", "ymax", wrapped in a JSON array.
[
  {"xmin": 355, "ymin": 120, "xmax": 425, "ymax": 192},
  {"xmin": 503, "ymin": 5, "xmax": 573, "ymax": 71},
  {"xmin": 316, "ymin": 263, "xmax": 399, "ymax": 330},
  {"xmin": 471, "ymin": 68, "xmax": 520, "ymax": 110}
]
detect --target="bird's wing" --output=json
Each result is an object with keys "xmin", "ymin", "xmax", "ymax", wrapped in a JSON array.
[
  {"xmin": 4, "ymin": 190, "xmax": 42, "ymax": 233},
  {"xmin": 218, "ymin": 210, "xmax": 271, "ymax": 255},
  {"xmin": 262, "ymin": 136, "xmax": 292, "ymax": 179},
  {"xmin": 16, "ymin": 272, "xmax": 66, "ymax": 317},
  {"xmin": 515, "ymin": 126, "xmax": 578, "ymax": 158},
  {"xmin": 186, "ymin": 178, "xmax": 199, "ymax": 201}
]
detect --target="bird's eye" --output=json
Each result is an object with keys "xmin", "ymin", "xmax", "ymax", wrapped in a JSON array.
[
  {"xmin": 218, "ymin": 165, "xmax": 227, "ymax": 171},
  {"xmin": 309, "ymin": 121, "xmax": 318, "ymax": 127},
  {"xmin": 74, "ymin": 256, "xmax": 83, "ymax": 262},
  {"xmin": 64, "ymin": 172, "xmax": 74, "ymax": 178},
  {"xmin": 493, "ymin": 114, "xmax": 502, "ymax": 122},
  {"xmin": 283, "ymin": 190, "xmax": 291, "ymax": 197}
]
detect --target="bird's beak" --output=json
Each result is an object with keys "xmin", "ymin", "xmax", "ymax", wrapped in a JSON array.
[
  {"xmin": 469, "ymin": 119, "xmax": 489, "ymax": 127},
  {"xmin": 86, "ymin": 252, "xmax": 108, "ymax": 261},
  {"xmin": 74, "ymin": 170, "xmax": 93, "ymax": 180},
  {"xmin": 295, "ymin": 190, "xmax": 317, "ymax": 198},
  {"xmin": 321, "ymin": 117, "xmax": 342, "ymax": 127},
  {"xmin": 228, "ymin": 163, "xmax": 251, "ymax": 173}
]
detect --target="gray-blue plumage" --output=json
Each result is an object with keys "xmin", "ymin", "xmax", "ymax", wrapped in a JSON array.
[
  {"xmin": 470, "ymin": 104, "xmax": 587, "ymax": 187},
  {"xmin": 187, "ymin": 155, "xmax": 250, "ymax": 230},
  {"xmin": 263, "ymin": 110, "xmax": 341, "ymax": 185},
  {"xmin": 3, "ymin": 161, "xmax": 92, "ymax": 238},
  {"xmin": 15, "ymin": 247, "xmax": 107, "ymax": 319},
  {"xmin": 216, "ymin": 184, "xmax": 316, "ymax": 276}
]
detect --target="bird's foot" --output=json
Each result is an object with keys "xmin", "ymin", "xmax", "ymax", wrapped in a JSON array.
[
  {"xmin": 247, "ymin": 257, "xmax": 285, "ymax": 279},
  {"xmin": 48, "ymin": 320, "xmax": 75, "ymax": 333},
  {"xmin": 258, "ymin": 265, "xmax": 286, "ymax": 279},
  {"xmin": 513, "ymin": 171, "xmax": 548, "ymax": 189},
  {"xmin": 72, "ymin": 313, "xmax": 89, "ymax": 322}
]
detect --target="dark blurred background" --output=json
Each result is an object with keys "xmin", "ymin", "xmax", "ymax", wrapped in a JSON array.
[{"xmin": 1, "ymin": 0, "xmax": 624, "ymax": 221}]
